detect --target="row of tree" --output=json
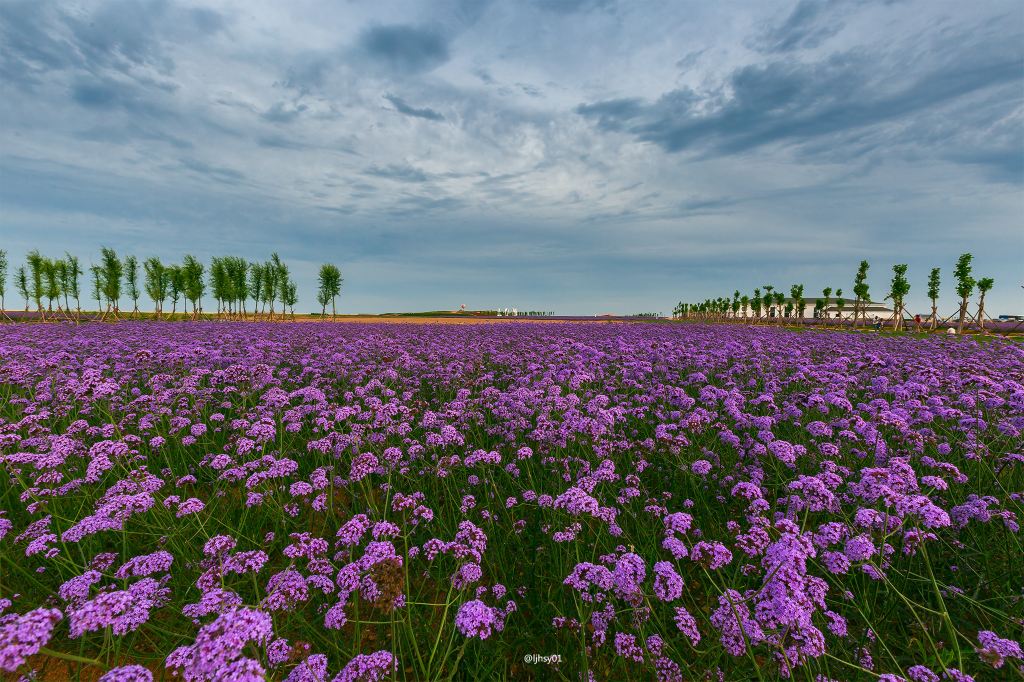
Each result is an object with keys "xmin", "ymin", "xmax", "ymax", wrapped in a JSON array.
[
  {"xmin": 672, "ymin": 254, "xmax": 997, "ymax": 333},
  {"xmin": 0, "ymin": 249, "xmax": 345, "ymax": 322}
]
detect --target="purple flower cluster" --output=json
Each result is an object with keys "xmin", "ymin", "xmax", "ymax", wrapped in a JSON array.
[{"xmin": 0, "ymin": 321, "xmax": 1020, "ymax": 680}]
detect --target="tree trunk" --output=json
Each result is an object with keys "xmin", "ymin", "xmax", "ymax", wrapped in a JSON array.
[
  {"xmin": 977, "ymin": 293, "xmax": 987, "ymax": 332},
  {"xmin": 957, "ymin": 296, "xmax": 969, "ymax": 333},
  {"xmin": 332, "ymin": 298, "xmax": 336, "ymax": 320}
]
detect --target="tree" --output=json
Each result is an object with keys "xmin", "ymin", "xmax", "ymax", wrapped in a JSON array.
[
  {"xmin": 65, "ymin": 253, "xmax": 82, "ymax": 317},
  {"xmin": 15, "ymin": 266, "xmax": 29, "ymax": 312},
  {"xmin": 975, "ymin": 277, "xmax": 994, "ymax": 332},
  {"xmin": 790, "ymin": 284, "xmax": 805, "ymax": 320},
  {"xmin": 927, "ymin": 267, "xmax": 940, "ymax": 330},
  {"xmin": 821, "ymin": 287, "xmax": 832, "ymax": 323},
  {"xmin": 272, "ymin": 254, "xmax": 290, "ymax": 321},
  {"xmin": 210, "ymin": 257, "xmax": 227, "ymax": 317},
  {"xmin": 226, "ymin": 257, "xmax": 248, "ymax": 319},
  {"xmin": 316, "ymin": 288, "xmax": 330, "ymax": 316},
  {"xmin": 281, "ymin": 277, "xmax": 298, "ymax": 319},
  {"xmin": 261, "ymin": 261, "xmax": 278, "ymax": 317},
  {"xmin": 751, "ymin": 288, "xmax": 762, "ymax": 320},
  {"xmin": 167, "ymin": 265, "xmax": 183, "ymax": 316},
  {"xmin": 181, "ymin": 255, "xmax": 205, "ymax": 319},
  {"xmin": 124, "ymin": 255, "xmax": 141, "ymax": 317},
  {"xmin": 740, "ymin": 295, "xmax": 749, "ymax": 319},
  {"xmin": 43, "ymin": 258, "xmax": 60, "ymax": 313},
  {"xmin": 26, "ymin": 250, "xmax": 45, "ymax": 317},
  {"xmin": 954, "ymin": 253, "xmax": 974, "ymax": 334},
  {"xmin": 773, "ymin": 292, "xmax": 784, "ymax": 323},
  {"xmin": 99, "ymin": 247, "xmax": 123, "ymax": 317},
  {"xmin": 852, "ymin": 260, "xmax": 870, "ymax": 327},
  {"xmin": 249, "ymin": 262, "xmax": 264, "ymax": 319},
  {"xmin": 0, "ymin": 250, "xmax": 7, "ymax": 319},
  {"xmin": 90, "ymin": 266, "xmax": 103, "ymax": 313},
  {"xmin": 318, "ymin": 263, "xmax": 343, "ymax": 319},
  {"xmin": 56, "ymin": 257, "xmax": 71, "ymax": 313},
  {"xmin": 835, "ymin": 289, "xmax": 845, "ymax": 323},
  {"xmin": 887, "ymin": 264, "xmax": 910, "ymax": 330},
  {"xmin": 144, "ymin": 257, "xmax": 167, "ymax": 318},
  {"xmin": 762, "ymin": 285, "xmax": 774, "ymax": 319}
]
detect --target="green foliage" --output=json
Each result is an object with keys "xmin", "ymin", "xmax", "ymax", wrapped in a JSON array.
[
  {"xmin": 26, "ymin": 250, "xmax": 45, "ymax": 311},
  {"xmin": 927, "ymin": 267, "xmax": 941, "ymax": 301},
  {"xmin": 124, "ymin": 255, "xmax": 141, "ymax": 310},
  {"xmin": 64, "ymin": 253, "xmax": 82, "ymax": 308},
  {"xmin": 790, "ymin": 284, "xmax": 805, "ymax": 317},
  {"xmin": 15, "ymin": 266, "xmax": 29, "ymax": 310},
  {"xmin": 181, "ymin": 254, "xmax": 205, "ymax": 313},
  {"xmin": 166, "ymin": 265, "xmax": 184, "ymax": 310},
  {"xmin": 888, "ymin": 264, "xmax": 910, "ymax": 307},
  {"xmin": 954, "ymin": 253, "xmax": 974, "ymax": 299},
  {"xmin": 100, "ymin": 247, "xmax": 123, "ymax": 309},
  {"xmin": 853, "ymin": 260, "xmax": 870, "ymax": 306},
  {"xmin": 144, "ymin": 257, "xmax": 167, "ymax": 314}
]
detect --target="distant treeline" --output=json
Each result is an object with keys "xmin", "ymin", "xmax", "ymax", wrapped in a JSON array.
[
  {"xmin": 0, "ymin": 249, "xmax": 345, "ymax": 321},
  {"xmin": 674, "ymin": 254, "xmax": 997, "ymax": 333}
]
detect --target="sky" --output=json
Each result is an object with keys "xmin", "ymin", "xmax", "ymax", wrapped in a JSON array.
[{"xmin": 1, "ymin": 0, "xmax": 1022, "ymax": 316}]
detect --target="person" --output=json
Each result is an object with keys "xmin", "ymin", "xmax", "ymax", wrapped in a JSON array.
[
  {"xmin": 914, "ymin": 314, "xmax": 922, "ymax": 331},
  {"xmin": 873, "ymin": 315, "xmax": 882, "ymax": 331}
]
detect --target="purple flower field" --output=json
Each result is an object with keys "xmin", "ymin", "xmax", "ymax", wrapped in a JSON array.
[{"xmin": 0, "ymin": 322, "xmax": 1022, "ymax": 681}]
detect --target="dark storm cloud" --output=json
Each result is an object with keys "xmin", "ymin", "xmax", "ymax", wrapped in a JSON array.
[
  {"xmin": 577, "ymin": 28, "xmax": 1023, "ymax": 178},
  {"xmin": 358, "ymin": 24, "xmax": 450, "ymax": 74},
  {"xmin": 383, "ymin": 94, "xmax": 445, "ymax": 121}
]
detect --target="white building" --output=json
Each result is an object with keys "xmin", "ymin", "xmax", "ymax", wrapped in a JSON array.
[{"xmin": 769, "ymin": 298, "xmax": 895, "ymax": 320}]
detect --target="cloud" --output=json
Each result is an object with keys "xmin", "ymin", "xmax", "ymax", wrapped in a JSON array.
[
  {"xmin": 751, "ymin": 0, "xmax": 907, "ymax": 54},
  {"xmin": 383, "ymin": 94, "xmax": 445, "ymax": 121},
  {"xmin": 262, "ymin": 101, "xmax": 309, "ymax": 124},
  {"xmin": 178, "ymin": 158, "xmax": 246, "ymax": 184},
  {"xmin": 576, "ymin": 28, "xmax": 1023, "ymax": 174},
  {"xmin": 364, "ymin": 164, "xmax": 431, "ymax": 183},
  {"xmin": 358, "ymin": 24, "xmax": 450, "ymax": 74},
  {"xmin": 531, "ymin": 0, "xmax": 613, "ymax": 14},
  {"xmin": 1, "ymin": 0, "xmax": 1021, "ymax": 316},
  {"xmin": 677, "ymin": 196, "xmax": 740, "ymax": 214},
  {"xmin": 257, "ymin": 134, "xmax": 307, "ymax": 150},
  {"xmin": 0, "ymin": 0, "xmax": 226, "ymax": 88},
  {"xmin": 751, "ymin": 0, "xmax": 850, "ymax": 53},
  {"xmin": 574, "ymin": 98, "xmax": 647, "ymax": 131}
]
